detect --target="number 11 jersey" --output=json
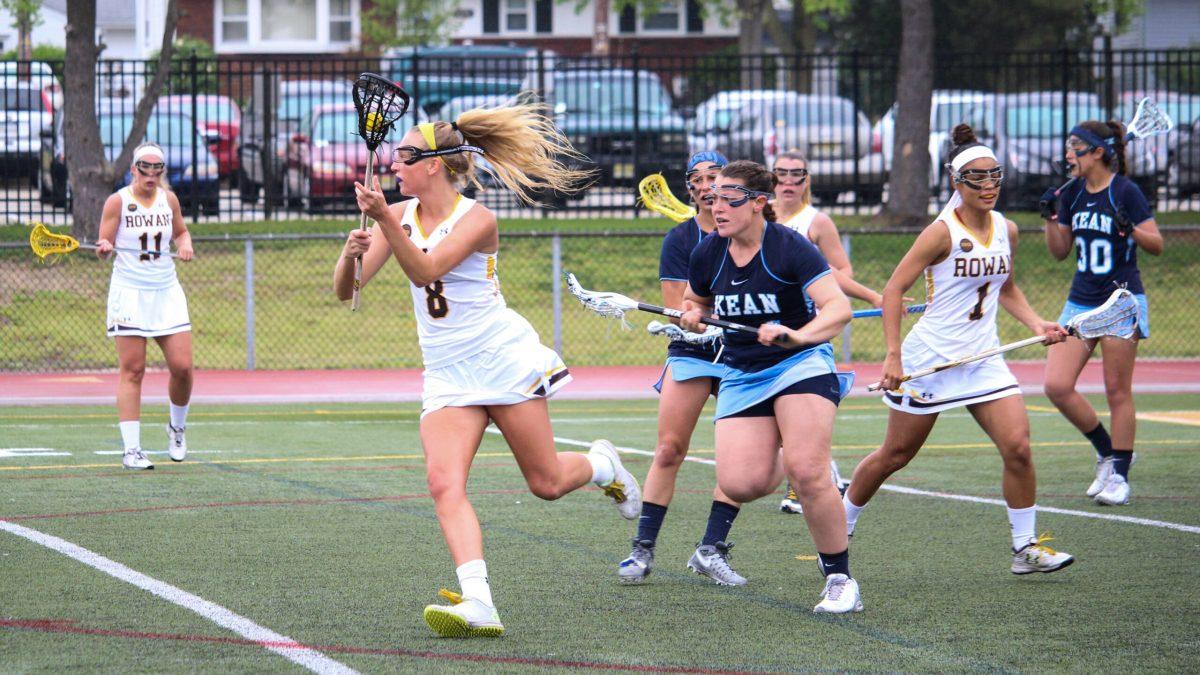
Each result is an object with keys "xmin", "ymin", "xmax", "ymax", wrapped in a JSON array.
[{"xmin": 112, "ymin": 187, "xmax": 178, "ymax": 290}]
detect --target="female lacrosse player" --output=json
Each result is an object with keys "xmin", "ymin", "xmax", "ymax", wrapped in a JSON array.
[
  {"xmin": 772, "ymin": 151, "xmax": 890, "ymax": 514},
  {"xmin": 95, "ymin": 143, "xmax": 195, "ymax": 470},
  {"xmin": 843, "ymin": 125, "xmax": 1075, "ymax": 575},
  {"xmin": 678, "ymin": 160, "xmax": 860, "ymax": 613},
  {"xmin": 618, "ymin": 150, "xmax": 749, "ymax": 587},
  {"xmin": 1041, "ymin": 120, "xmax": 1163, "ymax": 506},
  {"xmin": 338, "ymin": 108, "xmax": 641, "ymax": 638}
]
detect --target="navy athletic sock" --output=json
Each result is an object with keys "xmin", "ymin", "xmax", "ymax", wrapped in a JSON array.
[
  {"xmin": 1084, "ymin": 423, "xmax": 1114, "ymax": 459},
  {"xmin": 818, "ymin": 549, "xmax": 851, "ymax": 578},
  {"xmin": 701, "ymin": 501, "xmax": 740, "ymax": 546},
  {"xmin": 1112, "ymin": 450, "xmax": 1134, "ymax": 479},
  {"xmin": 636, "ymin": 501, "xmax": 668, "ymax": 544}
]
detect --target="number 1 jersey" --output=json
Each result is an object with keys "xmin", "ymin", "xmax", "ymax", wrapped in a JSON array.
[{"xmin": 112, "ymin": 187, "xmax": 178, "ymax": 290}]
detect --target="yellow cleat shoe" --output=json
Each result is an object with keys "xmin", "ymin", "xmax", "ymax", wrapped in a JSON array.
[{"xmin": 422, "ymin": 589, "xmax": 504, "ymax": 638}]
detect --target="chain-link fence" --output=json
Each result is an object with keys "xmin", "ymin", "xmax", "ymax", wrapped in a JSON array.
[
  {"xmin": 3, "ymin": 228, "xmax": 1197, "ymax": 372},
  {"xmin": 4, "ymin": 46, "xmax": 1200, "ymax": 227}
]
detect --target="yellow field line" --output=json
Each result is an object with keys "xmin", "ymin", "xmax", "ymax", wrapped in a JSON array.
[
  {"xmin": 1137, "ymin": 411, "xmax": 1200, "ymax": 427},
  {"xmin": 0, "ymin": 452, "xmax": 515, "ymax": 473}
]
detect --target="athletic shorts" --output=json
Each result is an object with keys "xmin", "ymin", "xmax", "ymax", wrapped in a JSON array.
[
  {"xmin": 882, "ymin": 332, "xmax": 1019, "ymax": 415},
  {"xmin": 723, "ymin": 373, "xmax": 843, "ymax": 418},
  {"xmin": 653, "ymin": 355, "xmax": 724, "ymax": 393},
  {"xmin": 1058, "ymin": 293, "xmax": 1149, "ymax": 340},
  {"xmin": 715, "ymin": 343, "xmax": 854, "ymax": 420},
  {"xmin": 106, "ymin": 281, "xmax": 191, "ymax": 338}
]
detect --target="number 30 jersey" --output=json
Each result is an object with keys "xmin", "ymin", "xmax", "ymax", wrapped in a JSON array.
[
  {"xmin": 907, "ymin": 210, "xmax": 1011, "ymax": 361},
  {"xmin": 401, "ymin": 196, "xmax": 509, "ymax": 369},
  {"xmin": 112, "ymin": 187, "xmax": 178, "ymax": 290}
]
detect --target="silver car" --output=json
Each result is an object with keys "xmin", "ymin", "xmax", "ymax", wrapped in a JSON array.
[{"xmin": 1, "ymin": 81, "xmax": 52, "ymax": 183}]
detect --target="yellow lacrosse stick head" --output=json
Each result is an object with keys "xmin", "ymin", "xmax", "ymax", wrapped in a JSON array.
[
  {"xmin": 638, "ymin": 173, "xmax": 696, "ymax": 223},
  {"xmin": 29, "ymin": 222, "xmax": 80, "ymax": 263}
]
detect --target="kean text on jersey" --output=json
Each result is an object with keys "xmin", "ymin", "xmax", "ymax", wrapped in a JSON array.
[
  {"xmin": 1071, "ymin": 211, "xmax": 1113, "ymax": 235},
  {"xmin": 713, "ymin": 293, "xmax": 781, "ymax": 316}
]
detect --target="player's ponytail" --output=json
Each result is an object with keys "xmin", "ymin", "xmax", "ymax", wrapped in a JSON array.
[
  {"xmin": 435, "ymin": 99, "xmax": 593, "ymax": 204},
  {"xmin": 1104, "ymin": 120, "xmax": 1129, "ymax": 176},
  {"xmin": 947, "ymin": 124, "xmax": 981, "ymax": 164},
  {"xmin": 720, "ymin": 159, "xmax": 777, "ymax": 222}
]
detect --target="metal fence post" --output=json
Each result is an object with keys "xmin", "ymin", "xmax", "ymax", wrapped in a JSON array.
[
  {"xmin": 632, "ymin": 46, "xmax": 640, "ymax": 220},
  {"xmin": 244, "ymin": 238, "xmax": 256, "ymax": 370},
  {"xmin": 551, "ymin": 234, "xmax": 563, "ymax": 356},
  {"xmin": 840, "ymin": 233, "xmax": 852, "ymax": 363},
  {"xmin": 189, "ymin": 51, "xmax": 199, "ymax": 221}
]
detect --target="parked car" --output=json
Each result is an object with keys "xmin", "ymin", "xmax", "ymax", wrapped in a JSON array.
[
  {"xmin": 719, "ymin": 94, "xmax": 886, "ymax": 204},
  {"xmin": 282, "ymin": 102, "xmax": 404, "ymax": 213},
  {"xmin": 875, "ymin": 90, "xmax": 993, "ymax": 193},
  {"xmin": 384, "ymin": 45, "xmax": 551, "ymax": 115},
  {"xmin": 538, "ymin": 68, "xmax": 688, "ymax": 190},
  {"xmin": 1173, "ymin": 117, "xmax": 1200, "ymax": 198},
  {"xmin": 971, "ymin": 92, "xmax": 1158, "ymax": 209},
  {"xmin": 687, "ymin": 89, "xmax": 802, "ymax": 157},
  {"xmin": 158, "ymin": 94, "xmax": 242, "ymax": 179},
  {"xmin": 238, "ymin": 78, "xmax": 347, "ymax": 206},
  {"xmin": 2, "ymin": 81, "xmax": 53, "ymax": 182}
]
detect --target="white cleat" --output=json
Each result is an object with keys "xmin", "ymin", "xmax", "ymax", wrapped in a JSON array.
[
  {"xmin": 166, "ymin": 424, "xmax": 187, "ymax": 462},
  {"xmin": 1094, "ymin": 474, "xmax": 1130, "ymax": 506},
  {"xmin": 1085, "ymin": 457, "xmax": 1113, "ymax": 497},
  {"xmin": 779, "ymin": 486, "xmax": 803, "ymax": 514},
  {"xmin": 1011, "ymin": 534, "xmax": 1075, "ymax": 574},
  {"xmin": 813, "ymin": 573, "xmax": 863, "ymax": 614},
  {"xmin": 422, "ymin": 590, "xmax": 504, "ymax": 638},
  {"xmin": 590, "ymin": 439, "xmax": 642, "ymax": 520},
  {"xmin": 122, "ymin": 448, "xmax": 154, "ymax": 470}
]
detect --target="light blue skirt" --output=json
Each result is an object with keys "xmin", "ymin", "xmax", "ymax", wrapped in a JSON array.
[
  {"xmin": 1058, "ymin": 293, "xmax": 1149, "ymax": 339},
  {"xmin": 653, "ymin": 355, "xmax": 725, "ymax": 393},
  {"xmin": 715, "ymin": 343, "xmax": 854, "ymax": 420}
]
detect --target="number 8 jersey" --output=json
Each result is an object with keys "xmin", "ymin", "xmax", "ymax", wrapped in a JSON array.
[
  {"xmin": 907, "ymin": 209, "xmax": 1011, "ymax": 360},
  {"xmin": 401, "ymin": 196, "xmax": 509, "ymax": 369},
  {"xmin": 112, "ymin": 187, "xmax": 177, "ymax": 290}
]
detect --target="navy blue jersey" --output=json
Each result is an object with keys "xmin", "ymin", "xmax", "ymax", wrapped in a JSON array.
[
  {"xmin": 660, "ymin": 218, "xmax": 720, "ymax": 361},
  {"xmin": 688, "ymin": 221, "xmax": 831, "ymax": 372},
  {"xmin": 1057, "ymin": 174, "xmax": 1151, "ymax": 305}
]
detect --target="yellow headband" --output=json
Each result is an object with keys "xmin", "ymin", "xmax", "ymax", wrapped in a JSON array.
[{"xmin": 417, "ymin": 122, "xmax": 456, "ymax": 175}]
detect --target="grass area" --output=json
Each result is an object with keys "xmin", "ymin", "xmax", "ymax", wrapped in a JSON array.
[{"xmin": 0, "ymin": 393, "xmax": 1197, "ymax": 672}]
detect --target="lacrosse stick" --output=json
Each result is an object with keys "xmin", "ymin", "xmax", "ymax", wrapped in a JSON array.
[
  {"xmin": 639, "ymin": 173, "xmax": 696, "ymax": 223},
  {"xmin": 566, "ymin": 272, "xmax": 759, "ymax": 334},
  {"xmin": 646, "ymin": 320, "xmax": 723, "ymax": 346},
  {"xmin": 852, "ymin": 304, "xmax": 926, "ymax": 319},
  {"xmin": 29, "ymin": 222, "xmax": 178, "ymax": 263},
  {"xmin": 350, "ymin": 72, "xmax": 411, "ymax": 311},
  {"xmin": 1051, "ymin": 97, "xmax": 1174, "ymax": 200},
  {"xmin": 867, "ymin": 289, "xmax": 1139, "ymax": 391}
]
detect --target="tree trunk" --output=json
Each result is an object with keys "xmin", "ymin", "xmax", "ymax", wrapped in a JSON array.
[
  {"xmin": 737, "ymin": 0, "xmax": 766, "ymax": 89},
  {"xmin": 880, "ymin": 0, "xmax": 934, "ymax": 227},
  {"xmin": 592, "ymin": 0, "xmax": 609, "ymax": 56},
  {"xmin": 65, "ymin": 0, "xmax": 179, "ymax": 239}
]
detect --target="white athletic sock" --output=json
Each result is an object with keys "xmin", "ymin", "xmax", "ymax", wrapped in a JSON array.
[
  {"xmin": 169, "ymin": 403, "xmax": 189, "ymax": 429},
  {"xmin": 843, "ymin": 494, "xmax": 865, "ymax": 535},
  {"xmin": 456, "ymin": 559, "xmax": 494, "ymax": 608},
  {"xmin": 1007, "ymin": 505, "xmax": 1037, "ymax": 551},
  {"xmin": 119, "ymin": 420, "xmax": 140, "ymax": 451},
  {"xmin": 586, "ymin": 449, "xmax": 616, "ymax": 486}
]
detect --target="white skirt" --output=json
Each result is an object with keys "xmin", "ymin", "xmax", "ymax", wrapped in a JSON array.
[
  {"xmin": 882, "ymin": 331, "xmax": 1019, "ymax": 415},
  {"xmin": 106, "ymin": 282, "xmax": 191, "ymax": 338},
  {"xmin": 421, "ymin": 318, "xmax": 570, "ymax": 418}
]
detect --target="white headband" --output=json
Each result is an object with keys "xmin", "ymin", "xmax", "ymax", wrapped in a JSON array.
[
  {"xmin": 133, "ymin": 145, "xmax": 164, "ymax": 163},
  {"xmin": 949, "ymin": 145, "xmax": 996, "ymax": 172}
]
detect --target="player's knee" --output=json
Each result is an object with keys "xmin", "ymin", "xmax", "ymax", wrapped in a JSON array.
[
  {"xmin": 527, "ymin": 476, "xmax": 566, "ymax": 501},
  {"xmin": 879, "ymin": 446, "xmax": 917, "ymax": 474},
  {"xmin": 168, "ymin": 362, "xmax": 193, "ymax": 381},
  {"xmin": 425, "ymin": 470, "xmax": 467, "ymax": 504},
  {"xmin": 718, "ymin": 474, "xmax": 772, "ymax": 503},
  {"xmin": 1043, "ymin": 379, "xmax": 1073, "ymax": 402},
  {"xmin": 789, "ymin": 464, "xmax": 832, "ymax": 498},
  {"xmin": 652, "ymin": 437, "xmax": 688, "ymax": 470},
  {"xmin": 1103, "ymin": 378, "xmax": 1132, "ymax": 404},
  {"xmin": 120, "ymin": 361, "xmax": 146, "ymax": 383},
  {"xmin": 1000, "ymin": 439, "xmax": 1033, "ymax": 471}
]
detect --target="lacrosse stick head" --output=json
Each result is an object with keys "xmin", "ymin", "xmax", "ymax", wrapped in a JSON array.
[
  {"xmin": 352, "ymin": 73, "xmax": 411, "ymax": 150},
  {"xmin": 1127, "ymin": 97, "xmax": 1174, "ymax": 140},
  {"xmin": 1066, "ymin": 289, "xmax": 1139, "ymax": 340},
  {"xmin": 29, "ymin": 222, "xmax": 78, "ymax": 263},
  {"xmin": 638, "ymin": 173, "xmax": 696, "ymax": 223},
  {"xmin": 564, "ymin": 272, "xmax": 638, "ymax": 328},
  {"xmin": 647, "ymin": 320, "xmax": 722, "ymax": 347}
]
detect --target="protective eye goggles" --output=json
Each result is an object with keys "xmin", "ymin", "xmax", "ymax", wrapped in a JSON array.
[
  {"xmin": 135, "ymin": 161, "xmax": 165, "ymax": 175},
  {"xmin": 772, "ymin": 167, "xmax": 809, "ymax": 184},
  {"xmin": 948, "ymin": 166, "xmax": 1004, "ymax": 190},
  {"xmin": 684, "ymin": 168, "xmax": 720, "ymax": 191},
  {"xmin": 1065, "ymin": 136, "xmax": 1097, "ymax": 157},
  {"xmin": 392, "ymin": 144, "xmax": 485, "ymax": 166},
  {"xmin": 707, "ymin": 184, "xmax": 772, "ymax": 207}
]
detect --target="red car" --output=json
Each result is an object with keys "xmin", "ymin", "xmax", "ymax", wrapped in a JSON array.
[
  {"xmin": 158, "ymin": 94, "xmax": 242, "ymax": 179},
  {"xmin": 283, "ymin": 102, "xmax": 406, "ymax": 213}
]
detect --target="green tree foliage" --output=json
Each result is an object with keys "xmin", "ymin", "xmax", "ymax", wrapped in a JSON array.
[
  {"xmin": 360, "ymin": 0, "xmax": 464, "ymax": 52},
  {"xmin": 147, "ymin": 36, "xmax": 218, "ymax": 95}
]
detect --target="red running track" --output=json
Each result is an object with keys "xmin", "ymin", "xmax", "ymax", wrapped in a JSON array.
[{"xmin": 2, "ymin": 360, "xmax": 1198, "ymax": 406}]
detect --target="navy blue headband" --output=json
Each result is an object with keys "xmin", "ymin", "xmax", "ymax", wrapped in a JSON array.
[{"xmin": 1069, "ymin": 126, "xmax": 1115, "ymax": 159}]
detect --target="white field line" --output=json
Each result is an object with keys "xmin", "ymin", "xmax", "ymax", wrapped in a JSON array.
[
  {"xmin": 497, "ymin": 430, "xmax": 1200, "ymax": 535},
  {"xmin": 0, "ymin": 520, "xmax": 358, "ymax": 675}
]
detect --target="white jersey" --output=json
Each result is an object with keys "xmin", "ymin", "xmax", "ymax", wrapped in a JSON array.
[
  {"xmin": 402, "ymin": 196, "xmax": 510, "ymax": 369},
  {"xmin": 907, "ymin": 210, "xmax": 1011, "ymax": 360},
  {"xmin": 112, "ymin": 187, "xmax": 178, "ymax": 290},
  {"xmin": 781, "ymin": 204, "xmax": 818, "ymax": 240}
]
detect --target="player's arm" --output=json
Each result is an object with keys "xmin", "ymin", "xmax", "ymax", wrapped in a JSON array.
[
  {"xmin": 334, "ymin": 212, "xmax": 399, "ymax": 301},
  {"xmin": 877, "ymin": 223, "xmax": 949, "ymax": 390},
  {"xmin": 1128, "ymin": 217, "xmax": 1163, "ymax": 256},
  {"xmin": 679, "ymin": 283, "xmax": 714, "ymax": 334},
  {"xmin": 166, "ymin": 191, "xmax": 193, "ymax": 261},
  {"xmin": 662, "ymin": 280, "xmax": 687, "ymax": 321},
  {"xmin": 1000, "ymin": 221, "xmax": 1066, "ymax": 344},
  {"xmin": 809, "ymin": 213, "xmax": 852, "ymax": 276},
  {"xmin": 95, "ymin": 194, "xmax": 122, "ymax": 257},
  {"xmin": 1043, "ymin": 189, "xmax": 1074, "ymax": 261},
  {"xmin": 761, "ymin": 273, "xmax": 851, "ymax": 348}
]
